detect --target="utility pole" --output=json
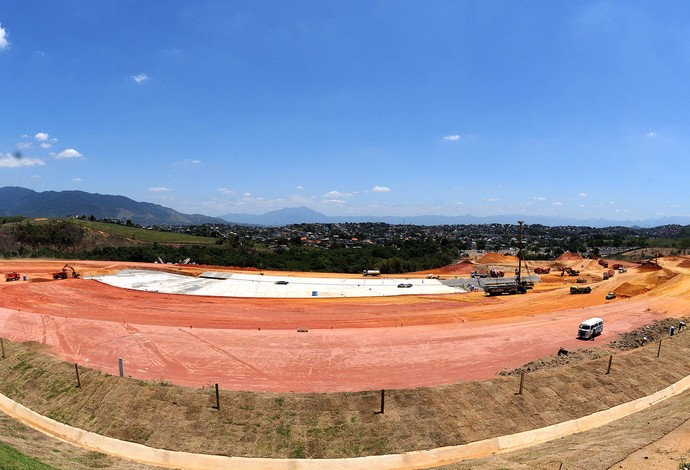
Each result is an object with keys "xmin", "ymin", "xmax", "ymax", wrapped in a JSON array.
[{"xmin": 517, "ymin": 220, "xmax": 524, "ymax": 285}]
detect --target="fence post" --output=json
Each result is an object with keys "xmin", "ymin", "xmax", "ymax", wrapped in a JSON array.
[
  {"xmin": 657, "ymin": 339, "xmax": 663, "ymax": 358},
  {"xmin": 606, "ymin": 355, "xmax": 613, "ymax": 375},
  {"xmin": 75, "ymin": 363, "xmax": 81, "ymax": 388},
  {"xmin": 0, "ymin": 338, "xmax": 5, "ymax": 359},
  {"xmin": 518, "ymin": 371, "xmax": 525, "ymax": 395},
  {"xmin": 214, "ymin": 383, "xmax": 220, "ymax": 410},
  {"xmin": 118, "ymin": 358, "xmax": 124, "ymax": 377},
  {"xmin": 379, "ymin": 389, "xmax": 385, "ymax": 414}
]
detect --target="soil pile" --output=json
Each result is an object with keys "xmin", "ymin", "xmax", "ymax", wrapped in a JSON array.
[
  {"xmin": 613, "ymin": 282, "xmax": 648, "ymax": 298},
  {"xmin": 436, "ymin": 260, "xmax": 477, "ymax": 274},
  {"xmin": 557, "ymin": 252, "xmax": 583, "ymax": 261},
  {"xmin": 498, "ymin": 348, "xmax": 607, "ymax": 375},
  {"xmin": 609, "ymin": 317, "xmax": 689, "ymax": 350},
  {"xmin": 477, "ymin": 252, "xmax": 519, "ymax": 264}
]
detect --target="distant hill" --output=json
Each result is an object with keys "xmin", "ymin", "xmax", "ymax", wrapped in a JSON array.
[
  {"xmin": 0, "ymin": 187, "xmax": 225, "ymax": 226},
  {"xmin": 221, "ymin": 206, "xmax": 690, "ymax": 228}
]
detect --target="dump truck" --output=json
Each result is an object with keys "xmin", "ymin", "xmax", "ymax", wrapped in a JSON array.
[
  {"xmin": 598, "ymin": 259, "xmax": 609, "ymax": 268},
  {"xmin": 534, "ymin": 267, "xmax": 550, "ymax": 274},
  {"xmin": 5, "ymin": 272, "xmax": 20, "ymax": 282},
  {"xmin": 483, "ymin": 281, "xmax": 527, "ymax": 296},
  {"xmin": 570, "ymin": 285, "xmax": 592, "ymax": 294}
]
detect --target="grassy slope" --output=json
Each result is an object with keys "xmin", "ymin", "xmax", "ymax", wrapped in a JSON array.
[
  {"xmin": 0, "ymin": 442, "xmax": 56, "ymax": 470},
  {"xmin": 66, "ymin": 219, "xmax": 217, "ymax": 244},
  {"xmin": 1, "ymin": 332, "xmax": 690, "ymax": 464}
]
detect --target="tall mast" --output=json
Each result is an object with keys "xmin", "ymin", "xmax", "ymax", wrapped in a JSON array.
[{"xmin": 517, "ymin": 220, "xmax": 524, "ymax": 284}]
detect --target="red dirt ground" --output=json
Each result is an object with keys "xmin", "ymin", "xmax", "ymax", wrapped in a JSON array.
[{"xmin": 1, "ymin": 258, "xmax": 689, "ymax": 393}]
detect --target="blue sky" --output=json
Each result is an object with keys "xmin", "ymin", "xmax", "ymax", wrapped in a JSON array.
[{"xmin": 1, "ymin": 1, "xmax": 689, "ymax": 221}]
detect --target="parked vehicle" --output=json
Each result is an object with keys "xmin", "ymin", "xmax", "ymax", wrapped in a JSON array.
[
  {"xmin": 362, "ymin": 269, "xmax": 381, "ymax": 276},
  {"xmin": 606, "ymin": 292, "xmax": 616, "ymax": 300},
  {"xmin": 578, "ymin": 317, "xmax": 604, "ymax": 340},
  {"xmin": 570, "ymin": 286, "xmax": 591, "ymax": 294},
  {"xmin": 483, "ymin": 282, "xmax": 527, "ymax": 296},
  {"xmin": 5, "ymin": 272, "xmax": 20, "ymax": 282}
]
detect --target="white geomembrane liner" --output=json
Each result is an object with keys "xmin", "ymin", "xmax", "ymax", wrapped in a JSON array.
[{"xmin": 91, "ymin": 270, "xmax": 462, "ymax": 298}]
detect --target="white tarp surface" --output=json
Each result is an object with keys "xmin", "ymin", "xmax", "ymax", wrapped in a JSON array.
[{"xmin": 91, "ymin": 270, "xmax": 461, "ymax": 298}]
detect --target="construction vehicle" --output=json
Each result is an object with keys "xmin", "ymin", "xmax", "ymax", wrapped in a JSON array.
[
  {"xmin": 602, "ymin": 272, "xmax": 610, "ymax": 280},
  {"xmin": 362, "ymin": 269, "xmax": 381, "ymax": 277},
  {"xmin": 570, "ymin": 286, "xmax": 592, "ymax": 294},
  {"xmin": 426, "ymin": 274, "xmax": 440, "ymax": 279},
  {"xmin": 53, "ymin": 264, "xmax": 80, "ymax": 280},
  {"xmin": 489, "ymin": 267, "xmax": 505, "ymax": 277},
  {"xmin": 576, "ymin": 278, "xmax": 587, "ymax": 283},
  {"xmin": 563, "ymin": 267, "xmax": 580, "ymax": 276},
  {"xmin": 598, "ymin": 259, "xmax": 609, "ymax": 268},
  {"xmin": 5, "ymin": 272, "xmax": 20, "ymax": 282},
  {"xmin": 470, "ymin": 270, "xmax": 489, "ymax": 278},
  {"xmin": 618, "ymin": 267, "xmax": 627, "ymax": 273},
  {"xmin": 606, "ymin": 292, "xmax": 616, "ymax": 300},
  {"xmin": 534, "ymin": 267, "xmax": 550, "ymax": 274},
  {"xmin": 483, "ymin": 281, "xmax": 527, "ymax": 296},
  {"xmin": 611, "ymin": 263, "xmax": 623, "ymax": 270}
]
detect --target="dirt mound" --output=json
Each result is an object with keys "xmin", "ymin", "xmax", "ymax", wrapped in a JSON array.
[
  {"xmin": 477, "ymin": 252, "xmax": 519, "ymax": 264},
  {"xmin": 678, "ymin": 259, "xmax": 690, "ymax": 268},
  {"xmin": 613, "ymin": 282, "xmax": 648, "ymax": 298},
  {"xmin": 498, "ymin": 348, "xmax": 607, "ymax": 375},
  {"xmin": 557, "ymin": 252, "xmax": 583, "ymax": 261},
  {"xmin": 436, "ymin": 260, "xmax": 477, "ymax": 274},
  {"xmin": 609, "ymin": 317, "xmax": 689, "ymax": 350}
]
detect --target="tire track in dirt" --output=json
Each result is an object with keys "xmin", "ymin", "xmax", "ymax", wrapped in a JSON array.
[{"xmin": 177, "ymin": 328, "xmax": 293, "ymax": 388}]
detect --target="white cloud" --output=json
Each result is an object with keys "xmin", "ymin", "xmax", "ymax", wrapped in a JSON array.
[
  {"xmin": 218, "ymin": 187, "xmax": 235, "ymax": 195},
  {"xmin": 551, "ymin": 202, "xmax": 564, "ymax": 206},
  {"xmin": 72, "ymin": 177, "xmax": 82, "ymax": 182},
  {"xmin": 645, "ymin": 131, "xmax": 657, "ymax": 138},
  {"xmin": 579, "ymin": 192, "xmax": 588, "ymax": 197},
  {"xmin": 243, "ymin": 192, "xmax": 252, "ymax": 197},
  {"xmin": 322, "ymin": 199, "xmax": 346, "ymax": 205},
  {"xmin": 148, "ymin": 186, "xmax": 169, "ymax": 192},
  {"xmin": 17, "ymin": 142, "xmax": 32, "ymax": 150},
  {"xmin": 323, "ymin": 190, "xmax": 345, "ymax": 197},
  {"xmin": 534, "ymin": 196, "xmax": 547, "ymax": 201},
  {"xmin": 0, "ymin": 23, "xmax": 9, "ymax": 50},
  {"xmin": 372, "ymin": 186, "xmax": 391, "ymax": 193},
  {"xmin": 55, "ymin": 148, "xmax": 84, "ymax": 159},
  {"xmin": 0, "ymin": 153, "xmax": 45, "ymax": 168},
  {"xmin": 296, "ymin": 185, "xmax": 304, "ymax": 190},
  {"xmin": 40, "ymin": 142, "xmax": 52, "ymax": 149},
  {"xmin": 443, "ymin": 134, "xmax": 461, "ymax": 141},
  {"xmin": 486, "ymin": 198, "xmax": 500, "ymax": 202},
  {"xmin": 131, "ymin": 73, "xmax": 149, "ymax": 83},
  {"xmin": 34, "ymin": 132, "xmax": 49, "ymax": 141}
]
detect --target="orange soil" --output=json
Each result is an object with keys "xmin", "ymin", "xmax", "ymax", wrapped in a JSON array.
[
  {"xmin": 476, "ymin": 252, "xmax": 519, "ymax": 264},
  {"xmin": 1, "ymin": 258, "xmax": 690, "ymax": 393}
]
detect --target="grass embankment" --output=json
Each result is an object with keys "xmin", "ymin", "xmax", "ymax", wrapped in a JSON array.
[
  {"xmin": 67, "ymin": 219, "xmax": 217, "ymax": 245},
  {"xmin": 0, "ymin": 441, "xmax": 56, "ymax": 470},
  {"xmin": 2, "ymin": 330, "xmax": 690, "ymax": 466}
]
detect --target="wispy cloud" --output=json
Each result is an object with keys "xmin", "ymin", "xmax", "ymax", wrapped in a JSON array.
[
  {"xmin": 372, "ymin": 186, "xmax": 391, "ymax": 193},
  {"xmin": 72, "ymin": 177, "xmax": 82, "ymax": 182},
  {"xmin": 645, "ymin": 131, "xmax": 657, "ymax": 138},
  {"xmin": 0, "ymin": 23, "xmax": 10, "ymax": 50},
  {"xmin": 443, "ymin": 134, "xmax": 461, "ymax": 141},
  {"xmin": 534, "ymin": 196, "xmax": 547, "ymax": 201},
  {"xmin": 579, "ymin": 192, "xmax": 588, "ymax": 197},
  {"xmin": 40, "ymin": 142, "xmax": 52, "ymax": 149},
  {"xmin": 148, "ymin": 186, "xmax": 169, "ymax": 192},
  {"xmin": 0, "ymin": 152, "xmax": 45, "ymax": 168},
  {"xmin": 35, "ymin": 132, "xmax": 49, "ymax": 141},
  {"xmin": 54, "ymin": 148, "xmax": 84, "ymax": 159},
  {"xmin": 218, "ymin": 187, "xmax": 235, "ymax": 195},
  {"xmin": 131, "ymin": 73, "xmax": 149, "ymax": 83}
]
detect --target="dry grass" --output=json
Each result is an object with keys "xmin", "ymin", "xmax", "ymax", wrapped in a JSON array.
[{"xmin": 1, "ymin": 329, "xmax": 690, "ymax": 467}]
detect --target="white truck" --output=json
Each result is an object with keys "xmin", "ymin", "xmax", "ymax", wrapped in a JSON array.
[{"xmin": 362, "ymin": 269, "xmax": 381, "ymax": 277}]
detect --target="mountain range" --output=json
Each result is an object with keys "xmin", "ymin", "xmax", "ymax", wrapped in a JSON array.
[
  {"xmin": 1, "ymin": 187, "xmax": 688, "ymax": 228},
  {"xmin": 0, "ymin": 187, "xmax": 224, "ymax": 226}
]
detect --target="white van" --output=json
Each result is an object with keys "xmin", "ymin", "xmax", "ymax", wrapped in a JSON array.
[{"xmin": 578, "ymin": 317, "xmax": 604, "ymax": 340}]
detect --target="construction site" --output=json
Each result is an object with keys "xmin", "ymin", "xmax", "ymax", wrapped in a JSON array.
[{"xmin": 0, "ymin": 248, "xmax": 689, "ymax": 468}]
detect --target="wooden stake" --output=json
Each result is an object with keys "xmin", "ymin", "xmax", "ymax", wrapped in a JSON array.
[
  {"xmin": 214, "ymin": 383, "xmax": 220, "ymax": 410},
  {"xmin": 657, "ymin": 339, "xmax": 663, "ymax": 358},
  {"xmin": 0, "ymin": 338, "xmax": 5, "ymax": 359},
  {"xmin": 75, "ymin": 363, "xmax": 81, "ymax": 388},
  {"xmin": 518, "ymin": 371, "xmax": 525, "ymax": 395},
  {"xmin": 375, "ymin": 389, "xmax": 385, "ymax": 414},
  {"xmin": 606, "ymin": 355, "xmax": 613, "ymax": 375}
]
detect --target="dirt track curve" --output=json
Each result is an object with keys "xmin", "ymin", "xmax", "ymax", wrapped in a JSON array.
[{"xmin": 1, "ymin": 258, "xmax": 689, "ymax": 392}]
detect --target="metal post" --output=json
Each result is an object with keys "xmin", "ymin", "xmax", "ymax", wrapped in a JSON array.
[
  {"xmin": 75, "ymin": 363, "xmax": 81, "ymax": 388},
  {"xmin": 657, "ymin": 339, "xmax": 662, "ymax": 358},
  {"xmin": 518, "ymin": 371, "xmax": 525, "ymax": 395},
  {"xmin": 606, "ymin": 355, "xmax": 613, "ymax": 375},
  {"xmin": 215, "ymin": 383, "xmax": 220, "ymax": 410},
  {"xmin": 118, "ymin": 358, "xmax": 124, "ymax": 377},
  {"xmin": 0, "ymin": 338, "xmax": 5, "ymax": 359},
  {"xmin": 379, "ymin": 389, "xmax": 385, "ymax": 414}
]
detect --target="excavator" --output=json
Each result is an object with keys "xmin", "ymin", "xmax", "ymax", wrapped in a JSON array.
[{"xmin": 53, "ymin": 264, "xmax": 80, "ymax": 280}]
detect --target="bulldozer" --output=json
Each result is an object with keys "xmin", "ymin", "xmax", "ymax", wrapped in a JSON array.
[{"xmin": 53, "ymin": 264, "xmax": 80, "ymax": 280}]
